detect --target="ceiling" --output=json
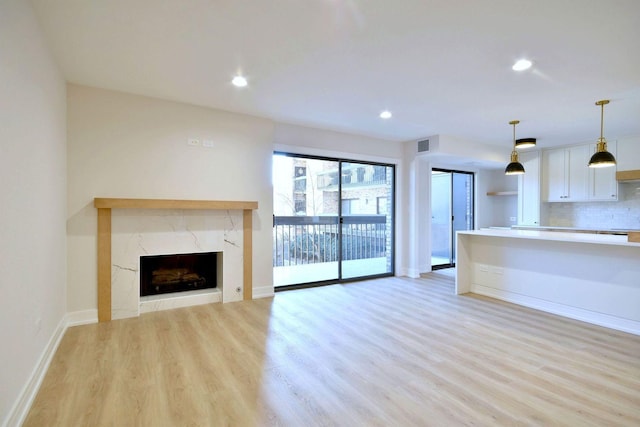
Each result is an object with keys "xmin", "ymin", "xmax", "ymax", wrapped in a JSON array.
[{"xmin": 31, "ymin": 0, "xmax": 640, "ymax": 149}]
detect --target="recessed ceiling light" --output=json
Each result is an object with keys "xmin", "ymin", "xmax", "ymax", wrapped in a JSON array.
[
  {"xmin": 231, "ymin": 76, "xmax": 248, "ymax": 87},
  {"xmin": 512, "ymin": 59, "xmax": 532, "ymax": 71},
  {"xmin": 379, "ymin": 110, "xmax": 392, "ymax": 119}
]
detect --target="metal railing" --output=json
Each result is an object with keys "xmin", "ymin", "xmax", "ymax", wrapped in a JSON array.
[{"xmin": 273, "ymin": 215, "xmax": 387, "ymax": 266}]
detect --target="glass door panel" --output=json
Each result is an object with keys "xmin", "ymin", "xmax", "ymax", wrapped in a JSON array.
[
  {"xmin": 431, "ymin": 169, "xmax": 474, "ymax": 269},
  {"xmin": 341, "ymin": 162, "xmax": 394, "ymax": 280},
  {"xmin": 431, "ymin": 171, "xmax": 453, "ymax": 266},
  {"xmin": 273, "ymin": 154, "xmax": 339, "ymax": 287}
]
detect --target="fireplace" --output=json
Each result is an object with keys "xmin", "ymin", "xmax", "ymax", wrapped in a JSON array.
[
  {"xmin": 140, "ymin": 252, "xmax": 218, "ymax": 297},
  {"xmin": 94, "ymin": 198, "xmax": 257, "ymax": 321}
]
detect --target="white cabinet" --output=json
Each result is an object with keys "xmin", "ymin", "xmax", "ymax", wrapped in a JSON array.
[
  {"xmin": 616, "ymin": 136, "xmax": 640, "ymax": 171},
  {"xmin": 518, "ymin": 151, "xmax": 540, "ymax": 225},
  {"xmin": 587, "ymin": 140, "xmax": 618, "ymax": 201},
  {"xmin": 542, "ymin": 145, "xmax": 588, "ymax": 202},
  {"xmin": 543, "ymin": 148, "xmax": 566, "ymax": 201},
  {"xmin": 543, "ymin": 142, "xmax": 619, "ymax": 202}
]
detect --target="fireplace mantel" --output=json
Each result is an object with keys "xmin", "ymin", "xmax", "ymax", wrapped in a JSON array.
[
  {"xmin": 94, "ymin": 198, "xmax": 258, "ymax": 322},
  {"xmin": 94, "ymin": 198, "xmax": 258, "ymax": 210}
]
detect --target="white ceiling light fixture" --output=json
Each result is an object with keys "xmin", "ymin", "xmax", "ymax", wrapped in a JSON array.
[
  {"xmin": 379, "ymin": 110, "xmax": 392, "ymax": 119},
  {"xmin": 512, "ymin": 59, "xmax": 532, "ymax": 71},
  {"xmin": 231, "ymin": 75, "xmax": 248, "ymax": 88}
]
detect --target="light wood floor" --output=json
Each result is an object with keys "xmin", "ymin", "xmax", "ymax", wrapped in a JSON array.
[{"xmin": 25, "ymin": 272, "xmax": 640, "ymax": 426}]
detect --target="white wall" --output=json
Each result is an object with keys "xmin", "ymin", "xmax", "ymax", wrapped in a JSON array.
[
  {"xmin": 402, "ymin": 137, "xmax": 516, "ymax": 275},
  {"xmin": 0, "ymin": 0, "xmax": 67, "ymax": 424},
  {"xmin": 67, "ymin": 85, "xmax": 275, "ymax": 313},
  {"xmin": 439, "ymin": 134, "xmax": 505, "ymax": 160},
  {"xmin": 477, "ymin": 169, "xmax": 518, "ymax": 228},
  {"xmin": 274, "ymin": 123, "xmax": 402, "ymax": 160},
  {"xmin": 402, "ymin": 143, "xmax": 432, "ymax": 277}
]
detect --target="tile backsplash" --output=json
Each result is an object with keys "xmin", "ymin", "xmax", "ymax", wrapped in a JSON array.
[{"xmin": 544, "ymin": 183, "xmax": 640, "ymax": 229}]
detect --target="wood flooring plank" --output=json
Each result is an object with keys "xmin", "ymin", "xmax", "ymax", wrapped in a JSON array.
[{"xmin": 23, "ymin": 272, "xmax": 640, "ymax": 426}]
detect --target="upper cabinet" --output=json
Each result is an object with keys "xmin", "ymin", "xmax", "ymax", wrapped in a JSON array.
[
  {"xmin": 542, "ymin": 142, "xmax": 618, "ymax": 202},
  {"xmin": 616, "ymin": 136, "xmax": 640, "ymax": 171},
  {"xmin": 518, "ymin": 151, "xmax": 540, "ymax": 225},
  {"xmin": 587, "ymin": 141, "xmax": 618, "ymax": 201},
  {"xmin": 542, "ymin": 145, "xmax": 588, "ymax": 202}
]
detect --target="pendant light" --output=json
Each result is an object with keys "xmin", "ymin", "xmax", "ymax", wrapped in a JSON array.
[
  {"xmin": 588, "ymin": 99, "xmax": 616, "ymax": 168},
  {"xmin": 515, "ymin": 138, "xmax": 536, "ymax": 149},
  {"xmin": 505, "ymin": 120, "xmax": 525, "ymax": 175}
]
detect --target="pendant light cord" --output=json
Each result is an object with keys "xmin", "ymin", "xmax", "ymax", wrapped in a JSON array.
[{"xmin": 600, "ymin": 102, "xmax": 605, "ymax": 140}]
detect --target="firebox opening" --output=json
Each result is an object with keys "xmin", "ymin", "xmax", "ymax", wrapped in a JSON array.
[{"xmin": 140, "ymin": 252, "xmax": 217, "ymax": 297}]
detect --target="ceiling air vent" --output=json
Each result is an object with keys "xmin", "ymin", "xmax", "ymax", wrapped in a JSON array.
[{"xmin": 417, "ymin": 139, "xmax": 430, "ymax": 153}]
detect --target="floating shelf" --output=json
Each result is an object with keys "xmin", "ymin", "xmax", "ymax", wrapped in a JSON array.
[{"xmin": 486, "ymin": 191, "xmax": 517, "ymax": 196}]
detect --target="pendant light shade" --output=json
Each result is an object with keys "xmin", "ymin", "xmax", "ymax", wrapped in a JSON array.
[
  {"xmin": 589, "ymin": 149, "xmax": 616, "ymax": 167},
  {"xmin": 505, "ymin": 120, "xmax": 525, "ymax": 175},
  {"xmin": 505, "ymin": 153, "xmax": 526, "ymax": 174},
  {"xmin": 588, "ymin": 100, "xmax": 616, "ymax": 168},
  {"xmin": 515, "ymin": 138, "xmax": 536, "ymax": 149}
]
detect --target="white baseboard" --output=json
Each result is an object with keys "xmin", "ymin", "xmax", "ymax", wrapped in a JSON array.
[
  {"xmin": 65, "ymin": 309, "xmax": 98, "ymax": 327},
  {"xmin": 4, "ymin": 315, "xmax": 68, "ymax": 427},
  {"xmin": 253, "ymin": 285, "xmax": 274, "ymax": 299},
  {"xmin": 405, "ymin": 268, "xmax": 421, "ymax": 278},
  {"xmin": 472, "ymin": 284, "xmax": 640, "ymax": 336}
]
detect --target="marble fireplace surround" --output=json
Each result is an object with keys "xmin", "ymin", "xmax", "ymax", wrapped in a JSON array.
[{"xmin": 94, "ymin": 198, "xmax": 258, "ymax": 322}]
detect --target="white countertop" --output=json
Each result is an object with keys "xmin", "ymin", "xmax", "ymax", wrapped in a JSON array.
[
  {"xmin": 511, "ymin": 225, "xmax": 638, "ymax": 234},
  {"xmin": 458, "ymin": 228, "xmax": 640, "ymax": 247}
]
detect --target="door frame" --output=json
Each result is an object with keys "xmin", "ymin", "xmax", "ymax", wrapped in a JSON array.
[
  {"xmin": 431, "ymin": 168, "xmax": 475, "ymax": 270},
  {"xmin": 273, "ymin": 151, "xmax": 396, "ymax": 290}
]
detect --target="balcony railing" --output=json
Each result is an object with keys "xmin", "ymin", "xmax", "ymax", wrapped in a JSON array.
[{"xmin": 273, "ymin": 215, "xmax": 387, "ymax": 266}]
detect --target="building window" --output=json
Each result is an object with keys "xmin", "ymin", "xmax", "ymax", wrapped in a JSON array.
[
  {"xmin": 373, "ymin": 166, "xmax": 386, "ymax": 183},
  {"xmin": 342, "ymin": 198, "xmax": 358, "ymax": 215},
  {"xmin": 294, "ymin": 166, "xmax": 306, "ymax": 192},
  {"xmin": 294, "ymin": 193, "xmax": 306, "ymax": 214}
]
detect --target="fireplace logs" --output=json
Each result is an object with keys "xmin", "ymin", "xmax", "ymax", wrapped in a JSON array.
[
  {"xmin": 151, "ymin": 268, "xmax": 207, "ymax": 291},
  {"xmin": 140, "ymin": 252, "xmax": 217, "ymax": 297}
]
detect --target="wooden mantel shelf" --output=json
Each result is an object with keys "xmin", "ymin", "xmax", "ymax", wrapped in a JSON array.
[
  {"xmin": 94, "ymin": 197, "xmax": 258, "ymax": 210},
  {"xmin": 94, "ymin": 197, "xmax": 258, "ymax": 322}
]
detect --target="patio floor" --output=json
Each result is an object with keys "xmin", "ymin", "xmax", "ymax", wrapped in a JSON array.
[{"xmin": 274, "ymin": 257, "xmax": 388, "ymax": 287}]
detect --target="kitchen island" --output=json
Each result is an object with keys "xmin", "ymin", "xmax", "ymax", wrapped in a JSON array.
[{"xmin": 456, "ymin": 228, "xmax": 640, "ymax": 335}]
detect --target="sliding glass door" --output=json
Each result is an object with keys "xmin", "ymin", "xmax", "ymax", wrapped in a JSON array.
[
  {"xmin": 340, "ymin": 161, "xmax": 393, "ymax": 279},
  {"xmin": 273, "ymin": 155, "xmax": 340, "ymax": 286},
  {"xmin": 431, "ymin": 169, "xmax": 474, "ymax": 269},
  {"xmin": 273, "ymin": 153, "xmax": 394, "ymax": 288}
]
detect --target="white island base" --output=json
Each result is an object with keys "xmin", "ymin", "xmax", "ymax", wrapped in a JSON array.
[{"xmin": 456, "ymin": 229, "xmax": 640, "ymax": 335}]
